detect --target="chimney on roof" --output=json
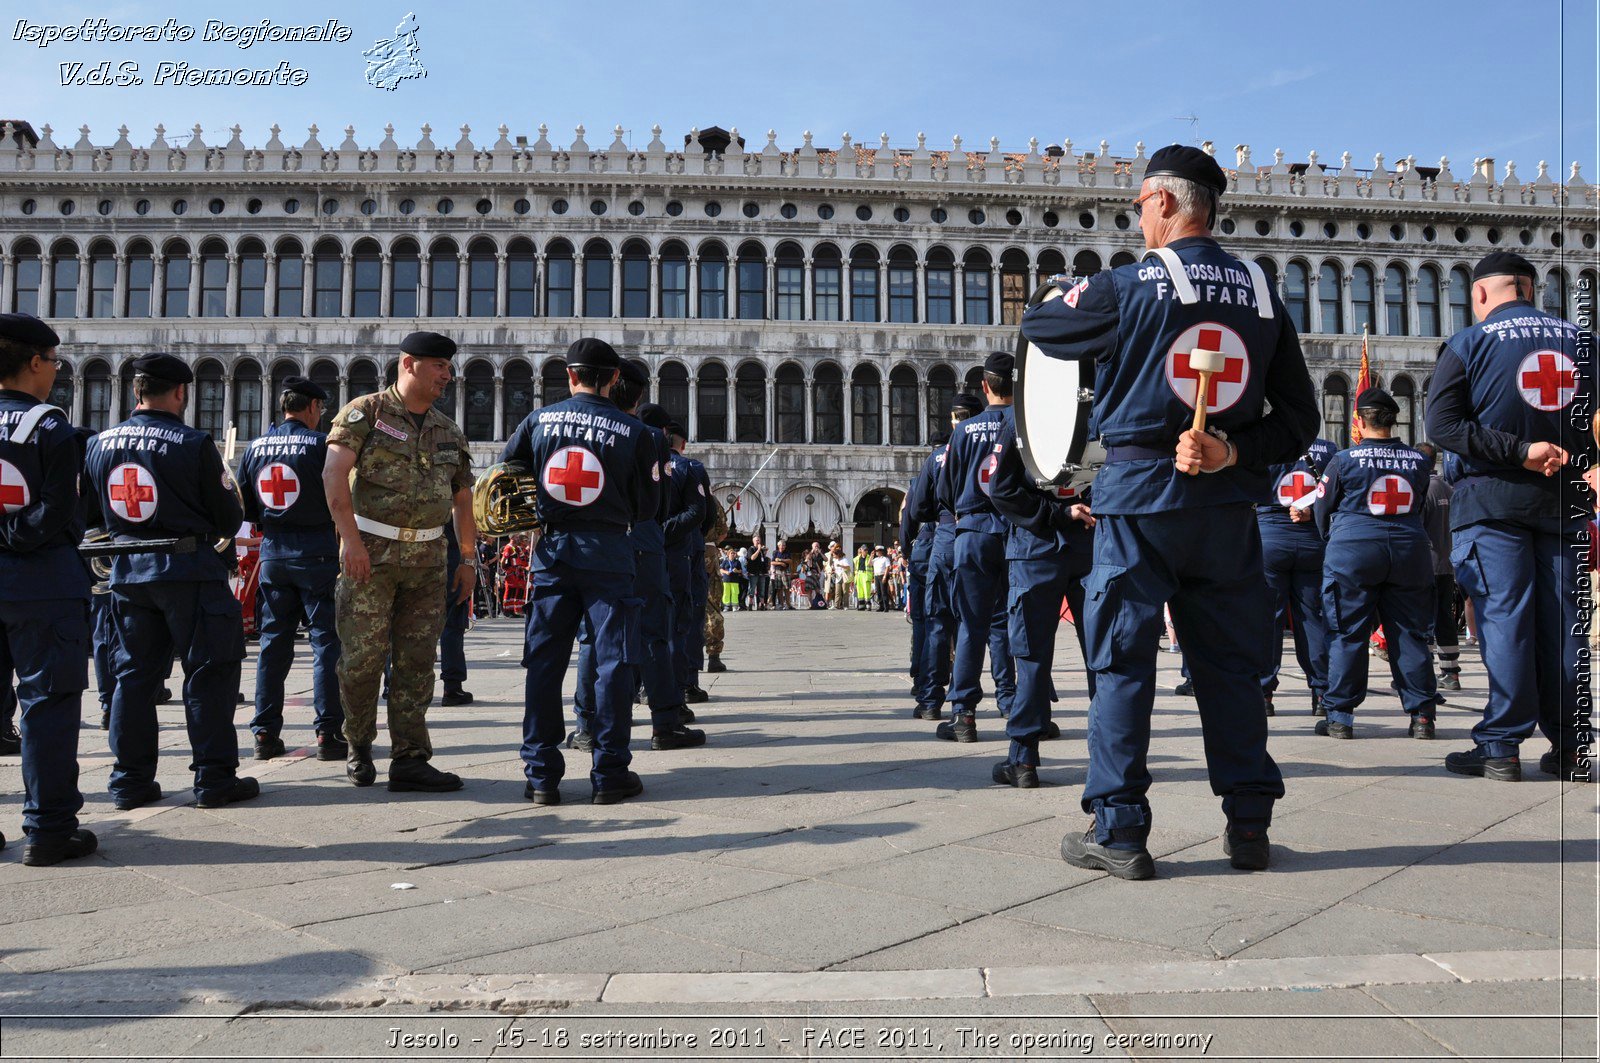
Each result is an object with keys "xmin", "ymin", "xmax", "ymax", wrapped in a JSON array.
[{"xmin": 686, "ymin": 125, "xmax": 743, "ymax": 154}]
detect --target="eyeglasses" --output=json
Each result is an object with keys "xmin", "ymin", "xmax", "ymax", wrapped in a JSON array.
[{"xmin": 1132, "ymin": 188, "xmax": 1164, "ymax": 218}]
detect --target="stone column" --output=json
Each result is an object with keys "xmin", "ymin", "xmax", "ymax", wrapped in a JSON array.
[
  {"xmin": 455, "ymin": 378, "xmax": 466, "ymax": 426},
  {"xmin": 915, "ymin": 370, "xmax": 926, "ymax": 444},
  {"xmin": 877, "ymin": 260, "xmax": 888, "ymax": 323},
  {"xmin": 75, "ymin": 253, "xmax": 90, "ymax": 318},
  {"xmin": 879, "ymin": 373, "xmax": 890, "ymax": 445},
  {"xmin": 573, "ymin": 251, "xmax": 586, "ymax": 317},
  {"xmin": 803, "ymin": 257, "xmax": 814, "ymax": 320},
  {"xmin": 611, "ymin": 250, "xmax": 622, "ymax": 317},
  {"xmin": 687, "ymin": 374, "xmax": 699, "ymax": 440},
  {"xmin": 70, "ymin": 367, "xmax": 84, "ymax": 424},
  {"xmin": 223, "ymin": 375, "xmax": 234, "ymax": 433},
  {"xmin": 418, "ymin": 252, "xmax": 432, "ymax": 315},
  {"xmin": 990, "ymin": 263, "xmax": 1002, "ymax": 323},
  {"xmin": 456, "ymin": 252, "xmax": 469, "ymax": 317},
  {"xmin": 1404, "ymin": 275, "xmax": 1419, "ymax": 338},
  {"xmin": 916, "ymin": 261, "xmax": 927, "ymax": 323},
  {"xmin": 109, "ymin": 369, "xmax": 122, "ymax": 422},
  {"xmin": 954, "ymin": 264, "xmax": 966, "ymax": 325},
  {"xmin": 842, "ymin": 265, "xmax": 853, "ymax": 323},
  {"xmin": 493, "ymin": 377, "xmax": 505, "ymax": 439},
  {"xmin": 649, "ymin": 254, "xmax": 661, "ymax": 317},
  {"xmin": 533, "ymin": 252, "xmax": 546, "ymax": 315},
  {"xmin": 803, "ymin": 373, "xmax": 814, "ymax": 443},
  {"xmin": 340, "ymin": 254, "xmax": 354, "ymax": 318},
  {"xmin": 0, "ymin": 254, "xmax": 14, "ymax": 312},
  {"xmin": 843, "ymin": 379, "xmax": 854, "ymax": 445},
  {"xmin": 38, "ymin": 249, "xmax": 54, "ymax": 317},
  {"xmin": 1342, "ymin": 269, "xmax": 1356, "ymax": 336},
  {"xmin": 764, "ymin": 374, "xmax": 775, "ymax": 442},
  {"xmin": 767, "ymin": 256, "xmax": 777, "ymax": 320},
  {"xmin": 225, "ymin": 251, "xmax": 240, "ymax": 317},
  {"xmin": 687, "ymin": 256, "xmax": 699, "ymax": 318},
  {"xmin": 496, "ymin": 252, "xmax": 508, "ymax": 316},
  {"xmin": 300, "ymin": 253, "xmax": 313, "ymax": 317},
  {"xmin": 379, "ymin": 252, "xmax": 393, "ymax": 317},
  {"xmin": 152, "ymin": 257, "xmax": 166, "ymax": 317},
  {"xmin": 263, "ymin": 253, "xmax": 278, "ymax": 316}
]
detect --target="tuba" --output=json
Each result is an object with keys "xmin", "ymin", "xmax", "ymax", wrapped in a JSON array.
[{"xmin": 473, "ymin": 461, "xmax": 542, "ymax": 535}]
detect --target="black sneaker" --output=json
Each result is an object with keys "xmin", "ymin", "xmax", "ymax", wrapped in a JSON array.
[
  {"xmin": 1039, "ymin": 719, "xmax": 1062, "ymax": 741},
  {"xmin": 684, "ymin": 685, "xmax": 709, "ymax": 704},
  {"xmin": 707, "ymin": 656, "xmax": 727, "ymax": 673},
  {"xmin": 388, "ymin": 757, "xmax": 463, "ymax": 793},
  {"xmin": 567, "ymin": 729, "xmax": 595, "ymax": 753},
  {"xmin": 593, "ymin": 770, "xmax": 644, "ymax": 805},
  {"xmin": 1174, "ymin": 679, "xmax": 1195, "ymax": 697},
  {"xmin": 1223, "ymin": 827, "xmax": 1270, "ymax": 871},
  {"xmin": 1314, "ymin": 719, "xmax": 1354, "ymax": 739},
  {"xmin": 935, "ymin": 714, "xmax": 977, "ymax": 743},
  {"xmin": 1445, "ymin": 747, "xmax": 1521, "ymax": 782},
  {"xmin": 316, "ymin": 732, "xmax": 348, "ymax": 762},
  {"xmin": 524, "ymin": 782, "xmax": 561, "ymax": 805},
  {"xmin": 912, "ymin": 705, "xmax": 943, "ymax": 721},
  {"xmin": 112, "ymin": 784, "xmax": 162, "ymax": 811},
  {"xmin": 1439, "ymin": 673, "xmax": 1461, "ymax": 691},
  {"xmin": 346, "ymin": 743, "xmax": 376, "ymax": 787},
  {"xmin": 1408, "ymin": 716, "xmax": 1436, "ymax": 740},
  {"xmin": 195, "ymin": 776, "xmax": 260, "ymax": 809},
  {"xmin": 1060, "ymin": 826, "xmax": 1155, "ymax": 880},
  {"xmin": 0, "ymin": 724, "xmax": 19, "ymax": 756},
  {"xmin": 652, "ymin": 725, "xmax": 707, "ymax": 750},
  {"xmin": 440, "ymin": 687, "xmax": 474, "ymax": 706},
  {"xmin": 23, "ymin": 828, "xmax": 98, "ymax": 867},
  {"xmin": 253, "ymin": 734, "xmax": 286, "ymax": 761},
  {"xmin": 991, "ymin": 761, "xmax": 1039, "ymax": 788}
]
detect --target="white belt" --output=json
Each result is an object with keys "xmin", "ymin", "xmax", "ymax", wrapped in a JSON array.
[{"xmin": 355, "ymin": 515, "xmax": 443, "ymax": 543}]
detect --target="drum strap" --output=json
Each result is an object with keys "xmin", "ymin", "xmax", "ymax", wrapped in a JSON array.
[
  {"xmin": 1143, "ymin": 248, "xmax": 1197, "ymax": 304},
  {"xmin": 7, "ymin": 403, "xmax": 65, "ymax": 444},
  {"xmin": 1242, "ymin": 260, "xmax": 1276, "ymax": 320}
]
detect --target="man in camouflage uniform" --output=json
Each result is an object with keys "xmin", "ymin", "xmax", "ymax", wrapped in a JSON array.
[
  {"xmin": 703, "ymin": 498, "xmax": 728, "ymax": 671},
  {"xmin": 323, "ymin": 332, "xmax": 476, "ymax": 793}
]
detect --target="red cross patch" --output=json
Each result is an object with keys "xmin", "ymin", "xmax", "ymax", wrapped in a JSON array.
[
  {"xmin": 256, "ymin": 463, "xmax": 301, "ymax": 510},
  {"xmin": 978, "ymin": 451, "xmax": 999, "ymax": 495},
  {"xmin": 107, "ymin": 463, "xmax": 158, "ymax": 523},
  {"xmin": 1063, "ymin": 279, "xmax": 1090, "ymax": 308},
  {"xmin": 0, "ymin": 459, "xmax": 31, "ymax": 515},
  {"xmin": 1366, "ymin": 475, "xmax": 1414, "ymax": 516},
  {"xmin": 1516, "ymin": 350, "xmax": 1578, "ymax": 411},
  {"xmin": 542, "ymin": 445, "xmax": 605, "ymax": 507},
  {"xmin": 1276, "ymin": 469, "xmax": 1317, "ymax": 506},
  {"xmin": 1165, "ymin": 323, "xmax": 1250, "ymax": 413}
]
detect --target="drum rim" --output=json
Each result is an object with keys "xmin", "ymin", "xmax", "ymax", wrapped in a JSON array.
[{"xmin": 1013, "ymin": 283, "xmax": 1090, "ymax": 487}]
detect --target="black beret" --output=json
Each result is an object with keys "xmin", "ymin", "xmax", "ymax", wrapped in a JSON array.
[
  {"xmin": 566, "ymin": 337, "xmax": 621, "ymax": 369},
  {"xmin": 400, "ymin": 331, "xmax": 457, "ymax": 359},
  {"xmin": 983, "ymin": 351, "xmax": 1015, "ymax": 379},
  {"xmin": 130, "ymin": 352, "xmax": 193, "ymax": 385},
  {"xmin": 0, "ymin": 312, "xmax": 60, "ymax": 349},
  {"xmin": 664, "ymin": 420, "xmax": 687, "ymax": 438},
  {"xmin": 619, "ymin": 360, "xmax": 649, "ymax": 388},
  {"xmin": 1355, "ymin": 387, "xmax": 1399, "ymax": 414},
  {"xmin": 950, "ymin": 392, "xmax": 985, "ymax": 414},
  {"xmin": 1144, "ymin": 144, "xmax": 1228, "ymax": 196},
  {"xmin": 637, "ymin": 402, "xmax": 671, "ymax": 429},
  {"xmin": 1472, "ymin": 251, "xmax": 1537, "ymax": 282},
  {"xmin": 930, "ymin": 431, "xmax": 950, "ymax": 447},
  {"xmin": 280, "ymin": 375, "xmax": 329, "ymax": 402}
]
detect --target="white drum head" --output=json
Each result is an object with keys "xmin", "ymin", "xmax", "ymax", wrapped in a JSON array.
[{"xmin": 1014, "ymin": 285, "xmax": 1099, "ymax": 488}]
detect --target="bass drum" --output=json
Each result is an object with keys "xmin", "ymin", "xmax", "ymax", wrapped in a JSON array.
[{"xmin": 1013, "ymin": 281, "xmax": 1105, "ymax": 491}]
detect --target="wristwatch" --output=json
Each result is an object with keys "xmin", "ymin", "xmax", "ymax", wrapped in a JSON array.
[{"xmin": 459, "ymin": 555, "xmax": 479, "ymax": 570}]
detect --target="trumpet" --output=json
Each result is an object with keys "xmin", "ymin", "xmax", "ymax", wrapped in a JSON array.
[{"xmin": 473, "ymin": 461, "xmax": 543, "ymax": 536}]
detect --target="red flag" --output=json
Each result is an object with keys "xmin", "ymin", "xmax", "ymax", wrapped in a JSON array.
[{"xmin": 1350, "ymin": 325, "xmax": 1372, "ymax": 445}]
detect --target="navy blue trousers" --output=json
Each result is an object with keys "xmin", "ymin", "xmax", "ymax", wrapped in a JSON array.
[
  {"xmin": 521, "ymin": 565, "xmax": 638, "ymax": 791},
  {"xmin": 251, "ymin": 557, "xmax": 343, "ymax": 740},
  {"xmin": 1321, "ymin": 531, "xmax": 1438, "ymax": 727},
  {"xmin": 1453, "ymin": 520, "xmax": 1590, "ymax": 757},
  {"xmin": 917, "ymin": 534, "xmax": 956, "ymax": 711},
  {"xmin": 1081, "ymin": 507, "xmax": 1282, "ymax": 845},
  {"xmin": 667, "ymin": 549, "xmax": 696, "ymax": 692},
  {"xmin": 689, "ymin": 549, "xmax": 709, "ymax": 682},
  {"xmin": 0, "ymin": 597, "xmax": 87, "ymax": 838},
  {"xmin": 108, "ymin": 580, "xmax": 245, "ymax": 803},
  {"xmin": 90, "ymin": 591, "xmax": 116, "ymax": 710},
  {"xmin": 1006, "ymin": 556, "xmax": 1088, "ymax": 767},
  {"xmin": 440, "ymin": 598, "xmax": 469, "ymax": 686},
  {"xmin": 906, "ymin": 552, "xmax": 928, "ymax": 687},
  {"xmin": 1259, "ymin": 525, "xmax": 1329, "ymax": 700},
  {"xmin": 577, "ymin": 551, "xmax": 679, "ymax": 733},
  {"xmin": 947, "ymin": 530, "xmax": 1015, "ymax": 717}
]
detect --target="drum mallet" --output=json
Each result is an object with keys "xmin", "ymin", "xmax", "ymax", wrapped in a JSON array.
[{"xmin": 1184, "ymin": 346, "xmax": 1228, "ymax": 476}]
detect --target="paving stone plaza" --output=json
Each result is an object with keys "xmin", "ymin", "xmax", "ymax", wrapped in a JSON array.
[{"xmin": 0, "ymin": 610, "xmax": 1593, "ymax": 1059}]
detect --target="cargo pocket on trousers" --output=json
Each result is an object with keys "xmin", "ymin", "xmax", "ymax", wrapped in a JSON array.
[
  {"xmin": 1007, "ymin": 584, "xmax": 1033, "ymax": 659},
  {"xmin": 1451, "ymin": 541, "xmax": 1486, "ymax": 601},
  {"xmin": 1080, "ymin": 565, "xmax": 1129, "ymax": 673},
  {"xmin": 47, "ymin": 608, "xmax": 91, "ymax": 694},
  {"xmin": 199, "ymin": 592, "xmax": 248, "ymax": 665},
  {"xmin": 617, "ymin": 597, "xmax": 645, "ymax": 667},
  {"xmin": 1321, "ymin": 579, "xmax": 1345, "ymax": 633}
]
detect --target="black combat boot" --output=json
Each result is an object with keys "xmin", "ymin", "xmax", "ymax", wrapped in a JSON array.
[{"xmin": 347, "ymin": 743, "xmax": 376, "ymax": 787}]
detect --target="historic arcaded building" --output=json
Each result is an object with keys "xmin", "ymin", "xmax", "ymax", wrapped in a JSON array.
[{"xmin": 2, "ymin": 119, "xmax": 1594, "ymax": 548}]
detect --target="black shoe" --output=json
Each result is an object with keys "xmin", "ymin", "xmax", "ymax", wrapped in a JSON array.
[
  {"xmin": 388, "ymin": 757, "xmax": 463, "ymax": 793},
  {"xmin": 0, "ymin": 724, "xmax": 18, "ymax": 756},
  {"xmin": 1409, "ymin": 716, "xmax": 1436, "ymax": 740},
  {"xmin": 1314, "ymin": 719, "xmax": 1354, "ymax": 739},
  {"xmin": 1445, "ymin": 747, "xmax": 1521, "ymax": 782},
  {"xmin": 1223, "ymin": 827, "xmax": 1270, "ymax": 871},
  {"xmin": 524, "ymin": 782, "xmax": 561, "ymax": 805},
  {"xmin": 1174, "ymin": 679, "xmax": 1194, "ymax": 697},
  {"xmin": 316, "ymin": 732, "xmax": 348, "ymax": 761},
  {"xmin": 1440, "ymin": 672, "xmax": 1461, "ymax": 691},
  {"xmin": 346, "ymin": 743, "xmax": 376, "ymax": 787},
  {"xmin": 992, "ymin": 761, "xmax": 1039, "ymax": 788},
  {"xmin": 440, "ymin": 686, "xmax": 474, "ymax": 706},
  {"xmin": 567, "ymin": 729, "xmax": 595, "ymax": 753},
  {"xmin": 99, "ymin": 710, "xmax": 110, "ymax": 731},
  {"xmin": 1311, "ymin": 694, "xmax": 1326, "ymax": 718},
  {"xmin": 1263, "ymin": 692, "xmax": 1275, "ymax": 717},
  {"xmin": 253, "ymin": 734, "xmax": 286, "ymax": 761},
  {"xmin": 236, "ymin": 692, "xmax": 247, "ymax": 704},
  {"xmin": 678, "ymin": 705, "xmax": 696, "ymax": 724},
  {"xmin": 913, "ymin": 704, "xmax": 943, "ymax": 721},
  {"xmin": 652, "ymin": 725, "xmax": 707, "ymax": 750},
  {"xmin": 111, "ymin": 784, "xmax": 162, "ymax": 811},
  {"xmin": 1540, "ymin": 747, "xmax": 1596, "ymax": 783},
  {"xmin": 156, "ymin": 687, "xmax": 173, "ymax": 704},
  {"xmin": 195, "ymin": 776, "xmax": 260, "ymax": 809},
  {"xmin": 935, "ymin": 715, "xmax": 977, "ymax": 743},
  {"xmin": 593, "ymin": 770, "xmax": 644, "ymax": 805},
  {"xmin": 23, "ymin": 829, "xmax": 98, "ymax": 867},
  {"xmin": 1039, "ymin": 719, "xmax": 1062, "ymax": 741},
  {"xmin": 1060, "ymin": 827, "xmax": 1154, "ymax": 880},
  {"xmin": 684, "ymin": 685, "xmax": 709, "ymax": 704},
  {"xmin": 707, "ymin": 656, "xmax": 726, "ymax": 673}
]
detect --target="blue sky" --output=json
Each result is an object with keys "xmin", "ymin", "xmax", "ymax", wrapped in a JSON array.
[{"xmin": 3, "ymin": 0, "xmax": 1595, "ymax": 177}]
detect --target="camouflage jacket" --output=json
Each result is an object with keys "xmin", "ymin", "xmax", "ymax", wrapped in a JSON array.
[{"xmin": 705, "ymin": 497, "xmax": 728, "ymax": 547}]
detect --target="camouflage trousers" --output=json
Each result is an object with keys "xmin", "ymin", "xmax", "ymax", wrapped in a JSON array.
[
  {"xmin": 703, "ymin": 544, "xmax": 725, "ymax": 657},
  {"xmin": 336, "ymin": 562, "xmax": 446, "ymax": 759}
]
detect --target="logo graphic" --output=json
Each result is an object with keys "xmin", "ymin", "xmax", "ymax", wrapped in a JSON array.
[
  {"xmin": 1366, "ymin": 475, "xmax": 1414, "ymax": 516},
  {"xmin": 257, "ymin": 463, "xmax": 301, "ymax": 510},
  {"xmin": 1276, "ymin": 469, "xmax": 1316, "ymax": 506},
  {"xmin": 364, "ymin": 12, "xmax": 426, "ymax": 91},
  {"xmin": 542, "ymin": 446, "xmax": 605, "ymax": 507},
  {"xmin": 1516, "ymin": 350, "xmax": 1578, "ymax": 411},
  {"xmin": 1165, "ymin": 323, "xmax": 1249, "ymax": 413},
  {"xmin": 977, "ymin": 452, "xmax": 999, "ymax": 495},
  {"xmin": 108, "ymin": 463, "xmax": 158, "ymax": 522},
  {"xmin": 0, "ymin": 459, "xmax": 30, "ymax": 515},
  {"xmin": 1052, "ymin": 483, "xmax": 1078, "ymax": 500}
]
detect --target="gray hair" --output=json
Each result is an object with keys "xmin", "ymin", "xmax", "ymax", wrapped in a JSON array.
[{"xmin": 1145, "ymin": 174, "xmax": 1215, "ymax": 224}]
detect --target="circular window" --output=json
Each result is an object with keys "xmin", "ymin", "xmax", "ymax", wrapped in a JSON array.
[
  {"xmin": 321, "ymin": 199, "xmax": 338, "ymax": 216},
  {"xmin": 1289, "ymin": 220, "xmax": 1304, "ymax": 237},
  {"xmin": 437, "ymin": 198, "xmax": 454, "ymax": 215},
  {"xmin": 1254, "ymin": 219, "xmax": 1271, "ymax": 236},
  {"xmin": 589, "ymin": 199, "xmax": 606, "ymax": 216},
  {"xmin": 1219, "ymin": 218, "xmax": 1236, "ymax": 235},
  {"xmin": 551, "ymin": 198, "xmax": 569, "ymax": 215},
  {"xmin": 1323, "ymin": 222, "xmax": 1339, "ymax": 239},
  {"xmin": 97, "ymin": 199, "xmax": 112, "ymax": 216},
  {"xmin": 968, "ymin": 209, "xmax": 986, "ymax": 225},
  {"xmin": 1079, "ymin": 211, "xmax": 1096, "ymax": 229},
  {"xmin": 514, "ymin": 198, "xmax": 531, "ymax": 215},
  {"xmin": 398, "ymin": 198, "xmax": 415, "ymax": 215},
  {"xmin": 284, "ymin": 198, "xmax": 300, "ymax": 214},
  {"xmin": 930, "ymin": 207, "xmax": 947, "ymax": 224},
  {"xmin": 1582, "ymin": 232, "xmax": 1596, "ymax": 250},
  {"xmin": 171, "ymin": 199, "xmax": 188, "ymax": 216},
  {"xmin": 743, "ymin": 202, "xmax": 760, "ymax": 219},
  {"xmin": 628, "ymin": 201, "xmax": 645, "ymax": 217},
  {"xmin": 20, "ymin": 198, "xmax": 35, "ymax": 215},
  {"xmin": 1454, "ymin": 226, "xmax": 1469, "ymax": 243},
  {"xmin": 1487, "ymin": 227, "xmax": 1501, "ymax": 245},
  {"xmin": 704, "ymin": 201, "xmax": 722, "ymax": 217},
  {"xmin": 476, "ymin": 198, "xmax": 492, "ymax": 215},
  {"xmin": 818, "ymin": 204, "xmax": 834, "ymax": 220},
  {"xmin": 665, "ymin": 200, "xmax": 683, "ymax": 217},
  {"xmin": 208, "ymin": 198, "xmax": 224, "ymax": 215},
  {"xmin": 1356, "ymin": 222, "xmax": 1371, "ymax": 240},
  {"xmin": 893, "ymin": 206, "xmax": 910, "ymax": 223},
  {"xmin": 134, "ymin": 199, "xmax": 149, "ymax": 216},
  {"xmin": 1043, "ymin": 211, "xmax": 1059, "ymax": 228},
  {"xmin": 1114, "ymin": 213, "xmax": 1130, "ymax": 230},
  {"xmin": 1551, "ymin": 232, "xmax": 1563, "ymax": 248},
  {"xmin": 1518, "ymin": 229, "xmax": 1532, "ymax": 246},
  {"xmin": 361, "ymin": 199, "xmax": 377, "ymax": 216},
  {"xmin": 246, "ymin": 198, "xmax": 262, "ymax": 215},
  {"xmin": 1006, "ymin": 209, "xmax": 1023, "ymax": 226},
  {"xmin": 1390, "ymin": 224, "xmax": 1406, "ymax": 241},
  {"xmin": 780, "ymin": 203, "xmax": 797, "ymax": 220},
  {"xmin": 855, "ymin": 205, "xmax": 872, "ymax": 221},
  {"xmin": 59, "ymin": 199, "xmax": 75, "ymax": 216},
  {"xmin": 1421, "ymin": 225, "xmax": 1436, "ymax": 242}
]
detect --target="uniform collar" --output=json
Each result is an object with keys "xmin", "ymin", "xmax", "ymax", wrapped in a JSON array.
[
  {"xmin": 134, "ymin": 408, "xmax": 183, "ymax": 424},
  {"xmin": 382, "ymin": 385, "xmax": 443, "ymax": 428},
  {"xmin": 1487, "ymin": 299, "xmax": 1537, "ymax": 320},
  {"xmin": 0, "ymin": 387, "xmax": 41, "ymax": 403},
  {"xmin": 1164, "ymin": 236, "xmax": 1221, "ymax": 252}
]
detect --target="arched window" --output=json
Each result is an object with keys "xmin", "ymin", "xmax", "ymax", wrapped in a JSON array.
[
  {"xmin": 47, "ymin": 366, "xmax": 72, "ymax": 415},
  {"xmin": 698, "ymin": 241, "xmax": 728, "ymax": 319},
  {"xmin": 812, "ymin": 243, "xmax": 842, "ymax": 321},
  {"xmin": 775, "ymin": 242, "xmax": 804, "ymax": 320},
  {"xmin": 889, "ymin": 365, "xmax": 919, "ymax": 445},
  {"xmin": 312, "ymin": 239, "xmax": 342, "ymax": 318},
  {"xmin": 626, "ymin": 358, "xmax": 650, "ymax": 403},
  {"xmin": 1543, "ymin": 269, "xmax": 1569, "ymax": 319},
  {"xmin": 542, "ymin": 359, "xmax": 570, "ymax": 406},
  {"xmin": 194, "ymin": 359, "xmax": 226, "ymax": 437},
  {"xmin": 86, "ymin": 241, "xmax": 116, "ymax": 318},
  {"xmin": 162, "ymin": 240, "xmax": 191, "ymax": 317},
  {"xmin": 1351, "ymin": 264, "xmax": 1377, "ymax": 334},
  {"xmin": 775, "ymin": 362, "xmax": 805, "ymax": 442},
  {"xmin": 503, "ymin": 359, "xmax": 534, "ymax": 428},
  {"xmin": 428, "ymin": 239, "xmax": 459, "ymax": 316},
  {"xmin": 118, "ymin": 361, "xmax": 136, "ymax": 419},
  {"xmin": 1109, "ymin": 251, "xmax": 1137, "ymax": 269},
  {"xmin": 1392, "ymin": 374, "xmax": 1416, "ymax": 444},
  {"xmin": 735, "ymin": 362, "xmax": 766, "ymax": 442},
  {"xmin": 850, "ymin": 244, "xmax": 880, "ymax": 322},
  {"xmin": 926, "ymin": 365, "xmax": 955, "ymax": 442},
  {"xmin": 964, "ymin": 248, "xmax": 992, "ymax": 325},
  {"xmin": 1036, "ymin": 249, "xmax": 1067, "ymax": 286},
  {"xmin": 1285, "ymin": 261, "xmax": 1311, "ymax": 333},
  {"xmin": 545, "ymin": 241, "xmax": 574, "ymax": 317},
  {"xmin": 269, "ymin": 360, "xmax": 301, "ymax": 412},
  {"xmin": 199, "ymin": 238, "xmax": 228, "ymax": 317},
  {"xmin": 813, "ymin": 363, "xmax": 844, "ymax": 443},
  {"xmin": 621, "ymin": 240, "xmax": 650, "ymax": 318},
  {"xmin": 1317, "ymin": 262, "xmax": 1343, "ymax": 333},
  {"xmin": 737, "ymin": 241, "xmax": 767, "ymax": 320},
  {"xmin": 506, "ymin": 238, "xmax": 536, "ymax": 316},
  {"xmin": 888, "ymin": 245, "xmax": 917, "ymax": 323},
  {"xmin": 659, "ymin": 241, "xmax": 688, "ymax": 318},
  {"xmin": 82, "ymin": 358, "xmax": 112, "ymax": 432},
  {"xmin": 463, "ymin": 359, "xmax": 495, "ymax": 441},
  {"xmin": 387, "ymin": 239, "xmax": 420, "ymax": 318},
  {"xmin": 275, "ymin": 239, "xmax": 303, "ymax": 317},
  {"xmin": 584, "ymin": 239, "xmax": 613, "ymax": 317},
  {"xmin": 1254, "ymin": 257, "xmax": 1278, "ymax": 297},
  {"xmin": 1000, "ymin": 248, "xmax": 1030, "ymax": 325},
  {"xmin": 348, "ymin": 359, "xmax": 380, "ymax": 399},
  {"xmin": 658, "ymin": 361, "xmax": 690, "ymax": 428},
  {"xmin": 852, "ymin": 364, "xmax": 883, "ymax": 444},
  {"xmin": 50, "ymin": 240, "xmax": 79, "ymax": 318},
  {"xmin": 352, "ymin": 239, "xmax": 382, "ymax": 317},
  {"xmin": 1383, "ymin": 264, "xmax": 1409, "ymax": 335},
  {"xmin": 233, "ymin": 359, "xmax": 263, "ymax": 439},
  {"xmin": 1072, "ymin": 250, "xmax": 1102, "ymax": 280},
  {"xmin": 926, "ymin": 247, "xmax": 955, "ymax": 324},
  {"xmin": 1417, "ymin": 266, "xmax": 1442, "ymax": 337},
  {"xmin": 9, "ymin": 240, "xmax": 41, "ymax": 315},
  {"xmin": 696, "ymin": 362, "xmax": 729, "ymax": 441},
  {"xmin": 467, "ymin": 238, "xmax": 497, "ymax": 317},
  {"xmin": 124, "ymin": 240, "xmax": 154, "ymax": 318},
  {"xmin": 308, "ymin": 359, "xmax": 340, "ymax": 430},
  {"xmin": 1448, "ymin": 266, "xmax": 1472, "ymax": 333},
  {"xmin": 1324, "ymin": 372, "xmax": 1350, "ymax": 448},
  {"xmin": 237, "ymin": 239, "xmax": 266, "ymax": 317}
]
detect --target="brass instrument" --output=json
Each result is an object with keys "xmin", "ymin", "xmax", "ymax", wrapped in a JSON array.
[{"xmin": 473, "ymin": 461, "xmax": 543, "ymax": 535}]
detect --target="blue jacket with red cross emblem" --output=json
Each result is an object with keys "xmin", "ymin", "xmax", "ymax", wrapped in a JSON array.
[
  {"xmin": 899, "ymin": 440, "xmax": 946, "ymax": 558},
  {"xmin": 906, "ymin": 441, "xmax": 955, "ymax": 529},
  {"xmin": 1310, "ymin": 437, "xmax": 1431, "ymax": 543},
  {"xmin": 238, "ymin": 419, "xmax": 336, "ymax": 562},
  {"xmin": 935, "ymin": 404, "xmax": 1014, "ymax": 535},
  {"xmin": 1424, "ymin": 299, "xmax": 1594, "ymax": 532},
  {"xmin": 499, "ymin": 392, "xmax": 659, "ymax": 575},
  {"xmin": 988, "ymin": 420, "xmax": 1095, "ymax": 573},
  {"xmin": 662, "ymin": 451, "xmax": 706, "ymax": 552},
  {"xmin": 1258, "ymin": 437, "xmax": 1336, "ymax": 533},
  {"xmin": 1019, "ymin": 235, "xmax": 1318, "ymax": 515},
  {"xmin": 0, "ymin": 389, "xmax": 92, "ymax": 601}
]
